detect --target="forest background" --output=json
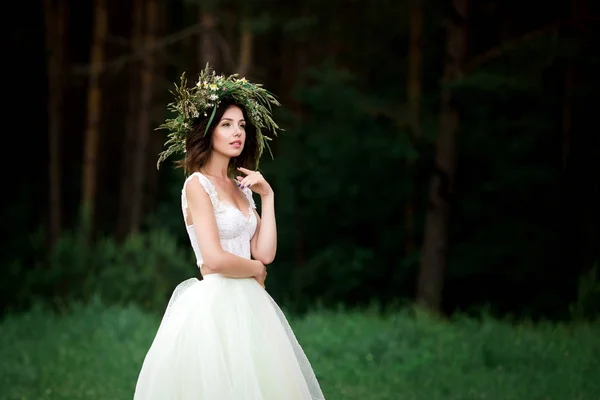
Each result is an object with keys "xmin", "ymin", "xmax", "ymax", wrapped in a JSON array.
[{"xmin": 1, "ymin": 0, "xmax": 599, "ymax": 399}]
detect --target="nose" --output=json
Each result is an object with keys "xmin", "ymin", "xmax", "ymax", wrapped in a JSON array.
[{"xmin": 234, "ymin": 126, "xmax": 243, "ymax": 136}]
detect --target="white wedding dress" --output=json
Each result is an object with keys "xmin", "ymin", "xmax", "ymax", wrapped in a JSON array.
[{"xmin": 133, "ymin": 172, "xmax": 325, "ymax": 400}]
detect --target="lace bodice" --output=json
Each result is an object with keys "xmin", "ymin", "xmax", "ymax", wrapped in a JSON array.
[{"xmin": 181, "ymin": 172, "xmax": 257, "ymax": 268}]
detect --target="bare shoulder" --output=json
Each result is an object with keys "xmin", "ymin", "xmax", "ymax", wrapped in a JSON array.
[{"xmin": 185, "ymin": 175, "xmax": 213, "ymax": 208}]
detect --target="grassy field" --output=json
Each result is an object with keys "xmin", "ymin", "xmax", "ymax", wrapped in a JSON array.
[{"xmin": 0, "ymin": 299, "xmax": 598, "ymax": 400}]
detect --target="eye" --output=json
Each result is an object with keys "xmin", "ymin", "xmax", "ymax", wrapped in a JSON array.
[
  {"xmin": 222, "ymin": 122, "xmax": 230, "ymax": 127},
  {"xmin": 240, "ymin": 124, "xmax": 246, "ymax": 129}
]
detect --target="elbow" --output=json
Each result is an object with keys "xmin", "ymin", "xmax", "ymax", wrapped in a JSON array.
[
  {"xmin": 252, "ymin": 245, "xmax": 277, "ymax": 265},
  {"xmin": 264, "ymin": 255, "xmax": 275, "ymax": 265},
  {"xmin": 255, "ymin": 253, "xmax": 275, "ymax": 266}
]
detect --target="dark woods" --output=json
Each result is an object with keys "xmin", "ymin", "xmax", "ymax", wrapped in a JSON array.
[{"xmin": 2, "ymin": 0, "xmax": 599, "ymax": 320}]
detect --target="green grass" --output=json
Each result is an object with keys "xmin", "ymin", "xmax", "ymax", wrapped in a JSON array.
[{"xmin": 0, "ymin": 299, "xmax": 598, "ymax": 400}]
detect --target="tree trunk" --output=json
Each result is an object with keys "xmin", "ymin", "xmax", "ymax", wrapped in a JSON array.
[
  {"xmin": 563, "ymin": 0, "xmax": 588, "ymax": 169},
  {"xmin": 417, "ymin": 0, "xmax": 469, "ymax": 312},
  {"xmin": 405, "ymin": 0, "xmax": 423, "ymax": 255},
  {"xmin": 562, "ymin": 65, "xmax": 573, "ymax": 169},
  {"xmin": 280, "ymin": 12, "xmax": 309, "ymax": 269},
  {"xmin": 198, "ymin": 5, "xmax": 220, "ymax": 70},
  {"xmin": 129, "ymin": 0, "xmax": 158, "ymax": 233},
  {"xmin": 145, "ymin": 1, "xmax": 167, "ymax": 219},
  {"xmin": 43, "ymin": 0, "xmax": 66, "ymax": 247},
  {"xmin": 237, "ymin": 18, "xmax": 253, "ymax": 76},
  {"xmin": 117, "ymin": 0, "xmax": 144, "ymax": 239},
  {"xmin": 81, "ymin": 0, "xmax": 107, "ymax": 222}
]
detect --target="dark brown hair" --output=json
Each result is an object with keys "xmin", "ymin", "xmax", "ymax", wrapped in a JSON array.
[{"xmin": 176, "ymin": 99, "xmax": 260, "ymax": 176}]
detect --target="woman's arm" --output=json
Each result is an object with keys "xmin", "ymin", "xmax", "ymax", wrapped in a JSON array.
[
  {"xmin": 250, "ymin": 192, "xmax": 277, "ymax": 265},
  {"xmin": 236, "ymin": 167, "xmax": 277, "ymax": 265},
  {"xmin": 186, "ymin": 177, "xmax": 264, "ymax": 277}
]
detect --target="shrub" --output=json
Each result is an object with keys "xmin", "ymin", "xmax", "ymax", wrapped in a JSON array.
[{"xmin": 11, "ymin": 227, "xmax": 196, "ymax": 314}]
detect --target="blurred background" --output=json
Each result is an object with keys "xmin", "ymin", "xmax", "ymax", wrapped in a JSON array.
[{"xmin": 1, "ymin": 0, "xmax": 599, "ymax": 399}]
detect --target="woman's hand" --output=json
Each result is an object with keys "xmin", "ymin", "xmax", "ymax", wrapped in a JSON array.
[
  {"xmin": 236, "ymin": 167, "xmax": 273, "ymax": 197},
  {"xmin": 254, "ymin": 263, "xmax": 267, "ymax": 288}
]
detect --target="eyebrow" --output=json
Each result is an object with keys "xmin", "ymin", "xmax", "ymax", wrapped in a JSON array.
[{"xmin": 220, "ymin": 118, "xmax": 245, "ymax": 122}]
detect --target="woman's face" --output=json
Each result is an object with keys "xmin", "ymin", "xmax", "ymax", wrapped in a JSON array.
[{"xmin": 211, "ymin": 105, "xmax": 246, "ymax": 159}]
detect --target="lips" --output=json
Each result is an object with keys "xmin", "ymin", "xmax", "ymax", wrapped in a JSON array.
[{"xmin": 230, "ymin": 140, "xmax": 242, "ymax": 148}]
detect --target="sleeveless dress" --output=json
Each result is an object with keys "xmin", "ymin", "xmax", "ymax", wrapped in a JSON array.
[{"xmin": 133, "ymin": 172, "xmax": 325, "ymax": 400}]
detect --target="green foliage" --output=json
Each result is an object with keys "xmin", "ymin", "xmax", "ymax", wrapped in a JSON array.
[
  {"xmin": 433, "ymin": 32, "xmax": 600, "ymax": 318},
  {"xmin": 8, "ymin": 223, "xmax": 196, "ymax": 315},
  {"xmin": 0, "ymin": 300, "xmax": 150, "ymax": 399},
  {"xmin": 0, "ymin": 301, "xmax": 598, "ymax": 399},
  {"xmin": 254, "ymin": 63, "xmax": 420, "ymax": 310},
  {"xmin": 5, "ymin": 53, "xmax": 596, "ymax": 320},
  {"xmin": 5, "ymin": 4, "xmax": 599, "ymax": 324}
]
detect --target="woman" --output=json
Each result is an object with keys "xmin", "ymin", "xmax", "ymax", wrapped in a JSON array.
[{"xmin": 133, "ymin": 66, "xmax": 325, "ymax": 399}]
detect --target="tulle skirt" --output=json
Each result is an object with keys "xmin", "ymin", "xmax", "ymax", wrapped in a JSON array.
[{"xmin": 133, "ymin": 273, "xmax": 325, "ymax": 400}]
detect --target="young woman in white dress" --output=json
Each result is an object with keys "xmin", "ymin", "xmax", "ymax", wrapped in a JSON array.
[{"xmin": 133, "ymin": 67, "xmax": 325, "ymax": 399}]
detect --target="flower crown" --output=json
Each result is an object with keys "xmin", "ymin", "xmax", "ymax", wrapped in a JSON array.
[{"xmin": 156, "ymin": 63, "xmax": 281, "ymax": 169}]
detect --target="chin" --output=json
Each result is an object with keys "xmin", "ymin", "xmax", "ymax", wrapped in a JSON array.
[
  {"xmin": 230, "ymin": 148, "xmax": 244, "ymax": 157},
  {"xmin": 217, "ymin": 147, "xmax": 244, "ymax": 158}
]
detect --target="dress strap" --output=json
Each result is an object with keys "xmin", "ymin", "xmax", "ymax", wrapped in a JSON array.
[{"xmin": 181, "ymin": 172, "xmax": 219, "ymax": 221}]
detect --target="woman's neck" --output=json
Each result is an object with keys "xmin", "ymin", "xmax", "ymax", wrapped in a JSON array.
[{"xmin": 200, "ymin": 153, "xmax": 231, "ymax": 179}]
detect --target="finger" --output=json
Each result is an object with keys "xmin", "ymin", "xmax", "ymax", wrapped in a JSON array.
[
  {"xmin": 242, "ymin": 174, "xmax": 263, "ymax": 188},
  {"xmin": 237, "ymin": 167, "xmax": 253, "ymax": 175},
  {"xmin": 240, "ymin": 178, "xmax": 254, "ymax": 188},
  {"xmin": 236, "ymin": 177, "xmax": 249, "ymax": 188},
  {"xmin": 236, "ymin": 178, "xmax": 249, "ymax": 188},
  {"xmin": 255, "ymin": 276, "xmax": 264, "ymax": 287}
]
